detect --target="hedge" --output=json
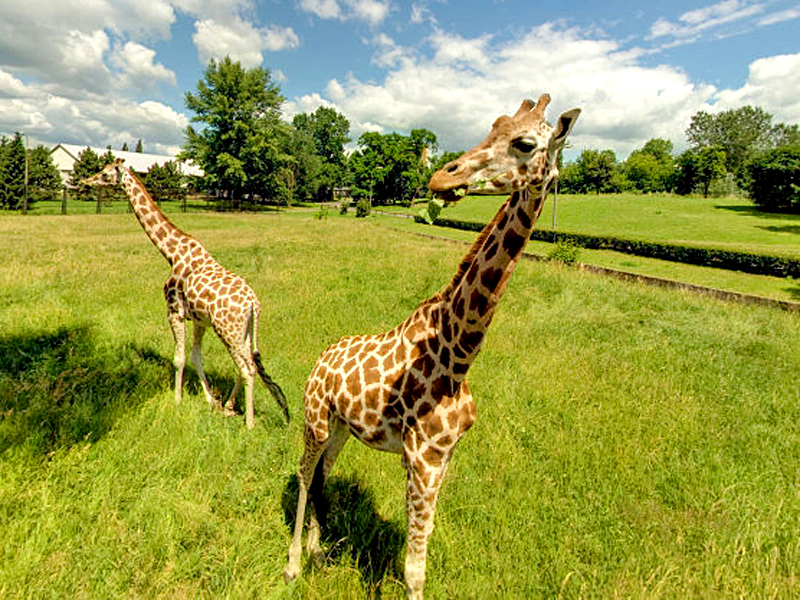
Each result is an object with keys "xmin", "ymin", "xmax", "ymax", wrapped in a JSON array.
[{"xmin": 422, "ymin": 216, "xmax": 800, "ymax": 279}]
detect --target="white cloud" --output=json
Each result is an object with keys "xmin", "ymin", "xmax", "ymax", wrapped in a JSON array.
[
  {"xmin": 111, "ymin": 42, "xmax": 177, "ymax": 89},
  {"xmin": 193, "ymin": 18, "xmax": 298, "ymax": 68},
  {"xmin": 647, "ymin": 0, "xmax": 795, "ymax": 45},
  {"xmin": 297, "ymin": 0, "xmax": 391, "ymax": 25},
  {"xmin": 714, "ymin": 53, "xmax": 800, "ymax": 123},
  {"xmin": 299, "ymin": 0, "xmax": 342, "ymax": 19},
  {"xmin": 311, "ymin": 24, "xmax": 717, "ymax": 157}
]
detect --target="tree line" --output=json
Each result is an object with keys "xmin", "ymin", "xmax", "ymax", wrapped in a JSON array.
[
  {"xmin": 2, "ymin": 56, "xmax": 799, "ymax": 213},
  {"xmin": 560, "ymin": 106, "xmax": 800, "ymax": 211}
]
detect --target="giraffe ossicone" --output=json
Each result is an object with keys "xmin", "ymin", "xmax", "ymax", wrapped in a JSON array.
[
  {"xmin": 82, "ymin": 159, "xmax": 289, "ymax": 428},
  {"xmin": 284, "ymin": 94, "xmax": 579, "ymax": 598}
]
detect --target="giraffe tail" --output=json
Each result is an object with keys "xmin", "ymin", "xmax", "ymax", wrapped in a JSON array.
[{"xmin": 253, "ymin": 350, "xmax": 290, "ymax": 424}]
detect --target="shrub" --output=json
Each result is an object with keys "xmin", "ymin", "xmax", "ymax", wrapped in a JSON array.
[
  {"xmin": 355, "ymin": 198, "xmax": 371, "ymax": 218},
  {"xmin": 746, "ymin": 145, "xmax": 800, "ymax": 212},
  {"xmin": 547, "ymin": 238, "xmax": 582, "ymax": 265}
]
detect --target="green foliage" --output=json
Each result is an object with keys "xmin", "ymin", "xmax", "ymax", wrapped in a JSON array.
[
  {"xmin": 348, "ymin": 129, "xmax": 437, "ymax": 205},
  {"xmin": 355, "ymin": 197, "xmax": 371, "ymax": 218},
  {"xmin": 623, "ymin": 138, "xmax": 675, "ymax": 193},
  {"xmin": 0, "ymin": 134, "xmax": 26, "ymax": 210},
  {"xmin": 746, "ymin": 145, "xmax": 800, "ymax": 212},
  {"xmin": 291, "ymin": 106, "xmax": 350, "ymax": 202},
  {"xmin": 27, "ymin": 145, "xmax": 63, "ymax": 203},
  {"xmin": 417, "ymin": 196, "xmax": 444, "ymax": 224},
  {"xmin": 696, "ymin": 146, "xmax": 727, "ymax": 197},
  {"xmin": 68, "ymin": 147, "xmax": 104, "ymax": 191},
  {"xmin": 143, "ymin": 161, "xmax": 186, "ymax": 204},
  {"xmin": 182, "ymin": 57, "xmax": 290, "ymax": 206},
  {"xmin": 563, "ymin": 148, "xmax": 618, "ymax": 194},
  {"xmin": 685, "ymin": 106, "xmax": 797, "ymax": 187},
  {"xmin": 547, "ymin": 238, "xmax": 581, "ymax": 264}
]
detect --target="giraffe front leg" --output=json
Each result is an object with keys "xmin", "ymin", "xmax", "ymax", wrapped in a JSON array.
[
  {"xmin": 404, "ymin": 445, "xmax": 450, "ymax": 600},
  {"xmin": 190, "ymin": 323, "xmax": 217, "ymax": 408}
]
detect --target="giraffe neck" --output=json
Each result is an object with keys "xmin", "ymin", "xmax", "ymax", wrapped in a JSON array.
[
  {"xmin": 119, "ymin": 168, "xmax": 198, "ymax": 266},
  {"xmin": 439, "ymin": 178, "xmax": 551, "ymax": 370}
]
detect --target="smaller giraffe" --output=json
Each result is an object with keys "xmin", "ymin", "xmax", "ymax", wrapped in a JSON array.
[
  {"xmin": 284, "ymin": 94, "xmax": 579, "ymax": 598},
  {"xmin": 82, "ymin": 159, "xmax": 289, "ymax": 428}
]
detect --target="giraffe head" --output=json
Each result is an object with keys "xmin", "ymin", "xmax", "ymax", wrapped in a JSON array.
[
  {"xmin": 81, "ymin": 158, "xmax": 125, "ymax": 187},
  {"xmin": 429, "ymin": 94, "xmax": 580, "ymax": 201}
]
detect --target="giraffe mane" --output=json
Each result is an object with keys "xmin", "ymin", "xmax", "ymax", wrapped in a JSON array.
[{"xmin": 438, "ymin": 200, "xmax": 508, "ymax": 301}]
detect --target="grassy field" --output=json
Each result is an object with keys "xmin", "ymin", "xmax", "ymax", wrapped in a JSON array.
[
  {"xmin": 393, "ymin": 193, "xmax": 800, "ymax": 260},
  {"xmin": 1, "ymin": 211, "xmax": 798, "ymax": 598}
]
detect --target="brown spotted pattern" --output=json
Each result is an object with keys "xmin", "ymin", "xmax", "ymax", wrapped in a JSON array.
[
  {"xmin": 82, "ymin": 160, "xmax": 288, "ymax": 428},
  {"xmin": 284, "ymin": 95, "xmax": 580, "ymax": 598}
]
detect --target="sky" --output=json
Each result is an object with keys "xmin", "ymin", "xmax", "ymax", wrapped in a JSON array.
[{"xmin": 1, "ymin": 0, "xmax": 799, "ymax": 161}]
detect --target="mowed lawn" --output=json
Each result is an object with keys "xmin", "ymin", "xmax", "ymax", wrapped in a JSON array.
[
  {"xmin": 402, "ymin": 193, "xmax": 800, "ymax": 260},
  {"xmin": 0, "ymin": 211, "xmax": 798, "ymax": 598}
]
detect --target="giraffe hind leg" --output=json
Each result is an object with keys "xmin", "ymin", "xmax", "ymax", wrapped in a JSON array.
[
  {"xmin": 306, "ymin": 419, "xmax": 350, "ymax": 563},
  {"xmin": 190, "ymin": 322, "xmax": 218, "ymax": 408},
  {"xmin": 164, "ymin": 280, "xmax": 186, "ymax": 404},
  {"xmin": 285, "ymin": 430, "xmax": 329, "ymax": 583}
]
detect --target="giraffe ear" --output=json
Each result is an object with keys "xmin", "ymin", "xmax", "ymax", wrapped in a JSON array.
[{"xmin": 551, "ymin": 108, "xmax": 581, "ymax": 148}]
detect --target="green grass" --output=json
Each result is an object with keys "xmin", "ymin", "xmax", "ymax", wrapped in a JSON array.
[
  {"xmin": 1, "ymin": 211, "xmax": 798, "ymax": 598},
  {"xmin": 396, "ymin": 193, "xmax": 800, "ymax": 260}
]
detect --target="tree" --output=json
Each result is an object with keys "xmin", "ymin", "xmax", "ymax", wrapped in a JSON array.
[
  {"xmin": 69, "ymin": 147, "xmax": 117, "ymax": 211},
  {"xmin": 182, "ymin": 57, "xmax": 289, "ymax": 207},
  {"xmin": 347, "ymin": 129, "xmax": 437, "ymax": 206},
  {"xmin": 27, "ymin": 145, "xmax": 62, "ymax": 203},
  {"xmin": 686, "ymin": 106, "xmax": 777, "ymax": 185},
  {"xmin": 746, "ymin": 145, "xmax": 800, "ymax": 212},
  {"xmin": 624, "ymin": 138, "xmax": 675, "ymax": 193},
  {"xmin": 121, "ymin": 142, "xmax": 129, "ymax": 152},
  {"xmin": 571, "ymin": 149, "xmax": 618, "ymax": 194},
  {"xmin": 695, "ymin": 146, "xmax": 727, "ymax": 198},
  {"xmin": 292, "ymin": 106, "xmax": 350, "ymax": 202},
  {"xmin": 144, "ymin": 161, "xmax": 186, "ymax": 205},
  {"xmin": 135, "ymin": 139, "xmax": 143, "ymax": 153},
  {"xmin": 0, "ymin": 134, "xmax": 26, "ymax": 210}
]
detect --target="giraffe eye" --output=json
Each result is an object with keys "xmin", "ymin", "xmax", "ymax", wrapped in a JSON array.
[{"xmin": 512, "ymin": 138, "xmax": 536, "ymax": 154}]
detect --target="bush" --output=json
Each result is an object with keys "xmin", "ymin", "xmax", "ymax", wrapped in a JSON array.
[
  {"xmin": 355, "ymin": 198, "xmax": 371, "ymax": 218},
  {"xmin": 429, "ymin": 216, "xmax": 800, "ymax": 278},
  {"xmin": 547, "ymin": 238, "xmax": 582, "ymax": 265},
  {"xmin": 746, "ymin": 145, "xmax": 800, "ymax": 212}
]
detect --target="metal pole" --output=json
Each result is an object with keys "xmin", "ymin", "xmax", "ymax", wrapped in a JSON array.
[
  {"xmin": 551, "ymin": 178, "xmax": 558, "ymax": 229},
  {"xmin": 22, "ymin": 134, "xmax": 29, "ymax": 215}
]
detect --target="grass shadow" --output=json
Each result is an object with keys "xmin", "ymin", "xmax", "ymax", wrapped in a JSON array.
[
  {"xmin": 0, "ymin": 326, "xmax": 172, "ymax": 456},
  {"xmin": 282, "ymin": 472, "xmax": 405, "ymax": 594},
  {"xmin": 714, "ymin": 204, "xmax": 800, "ymax": 221},
  {"xmin": 758, "ymin": 224, "xmax": 800, "ymax": 235}
]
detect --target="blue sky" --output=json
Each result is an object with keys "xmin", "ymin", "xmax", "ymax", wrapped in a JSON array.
[{"xmin": 1, "ymin": 0, "xmax": 798, "ymax": 159}]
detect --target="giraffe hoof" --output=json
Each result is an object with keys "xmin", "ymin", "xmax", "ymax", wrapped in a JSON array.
[
  {"xmin": 222, "ymin": 407, "xmax": 236, "ymax": 417},
  {"xmin": 283, "ymin": 566, "xmax": 299, "ymax": 584}
]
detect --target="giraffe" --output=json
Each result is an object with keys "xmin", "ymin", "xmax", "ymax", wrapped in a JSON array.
[
  {"xmin": 283, "ymin": 94, "xmax": 579, "ymax": 597},
  {"xmin": 82, "ymin": 159, "xmax": 289, "ymax": 428}
]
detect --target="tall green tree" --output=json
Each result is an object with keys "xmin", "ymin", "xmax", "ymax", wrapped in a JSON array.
[
  {"xmin": 695, "ymin": 146, "xmax": 727, "ymax": 198},
  {"xmin": 570, "ymin": 149, "xmax": 618, "ymax": 194},
  {"xmin": 27, "ymin": 145, "xmax": 63, "ymax": 203},
  {"xmin": 624, "ymin": 138, "xmax": 675, "ymax": 193},
  {"xmin": 292, "ymin": 106, "xmax": 350, "ymax": 202},
  {"xmin": 686, "ymin": 106, "xmax": 780, "ymax": 185},
  {"xmin": 348, "ymin": 129, "xmax": 437, "ymax": 206},
  {"xmin": 144, "ymin": 161, "xmax": 186, "ymax": 205},
  {"xmin": 0, "ymin": 134, "xmax": 26, "ymax": 210},
  {"xmin": 182, "ymin": 57, "xmax": 289, "ymax": 206},
  {"xmin": 746, "ymin": 145, "xmax": 800, "ymax": 212}
]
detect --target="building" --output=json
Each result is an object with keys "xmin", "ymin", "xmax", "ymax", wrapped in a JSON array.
[{"xmin": 49, "ymin": 144, "xmax": 203, "ymax": 186}]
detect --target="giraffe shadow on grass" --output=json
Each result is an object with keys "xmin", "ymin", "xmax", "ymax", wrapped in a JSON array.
[
  {"xmin": 0, "ymin": 325, "xmax": 172, "ymax": 455},
  {"xmin": 282, "ymin": 473, "xmax": 405, "ymax": 594}
]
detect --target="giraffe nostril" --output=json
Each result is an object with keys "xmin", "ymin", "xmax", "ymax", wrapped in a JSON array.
[{"xmin": 446, "ymin": 163, "xmax": 459, "ymax": 174}]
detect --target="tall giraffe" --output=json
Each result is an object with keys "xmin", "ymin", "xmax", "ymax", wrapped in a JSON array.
[
  {"xmin": 284, "ymin": 94, "xmax": 579, "ymax": 597},
  {"xmin": 82, "ymin": 159, "xmax": 289, "ymax": 428}
]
